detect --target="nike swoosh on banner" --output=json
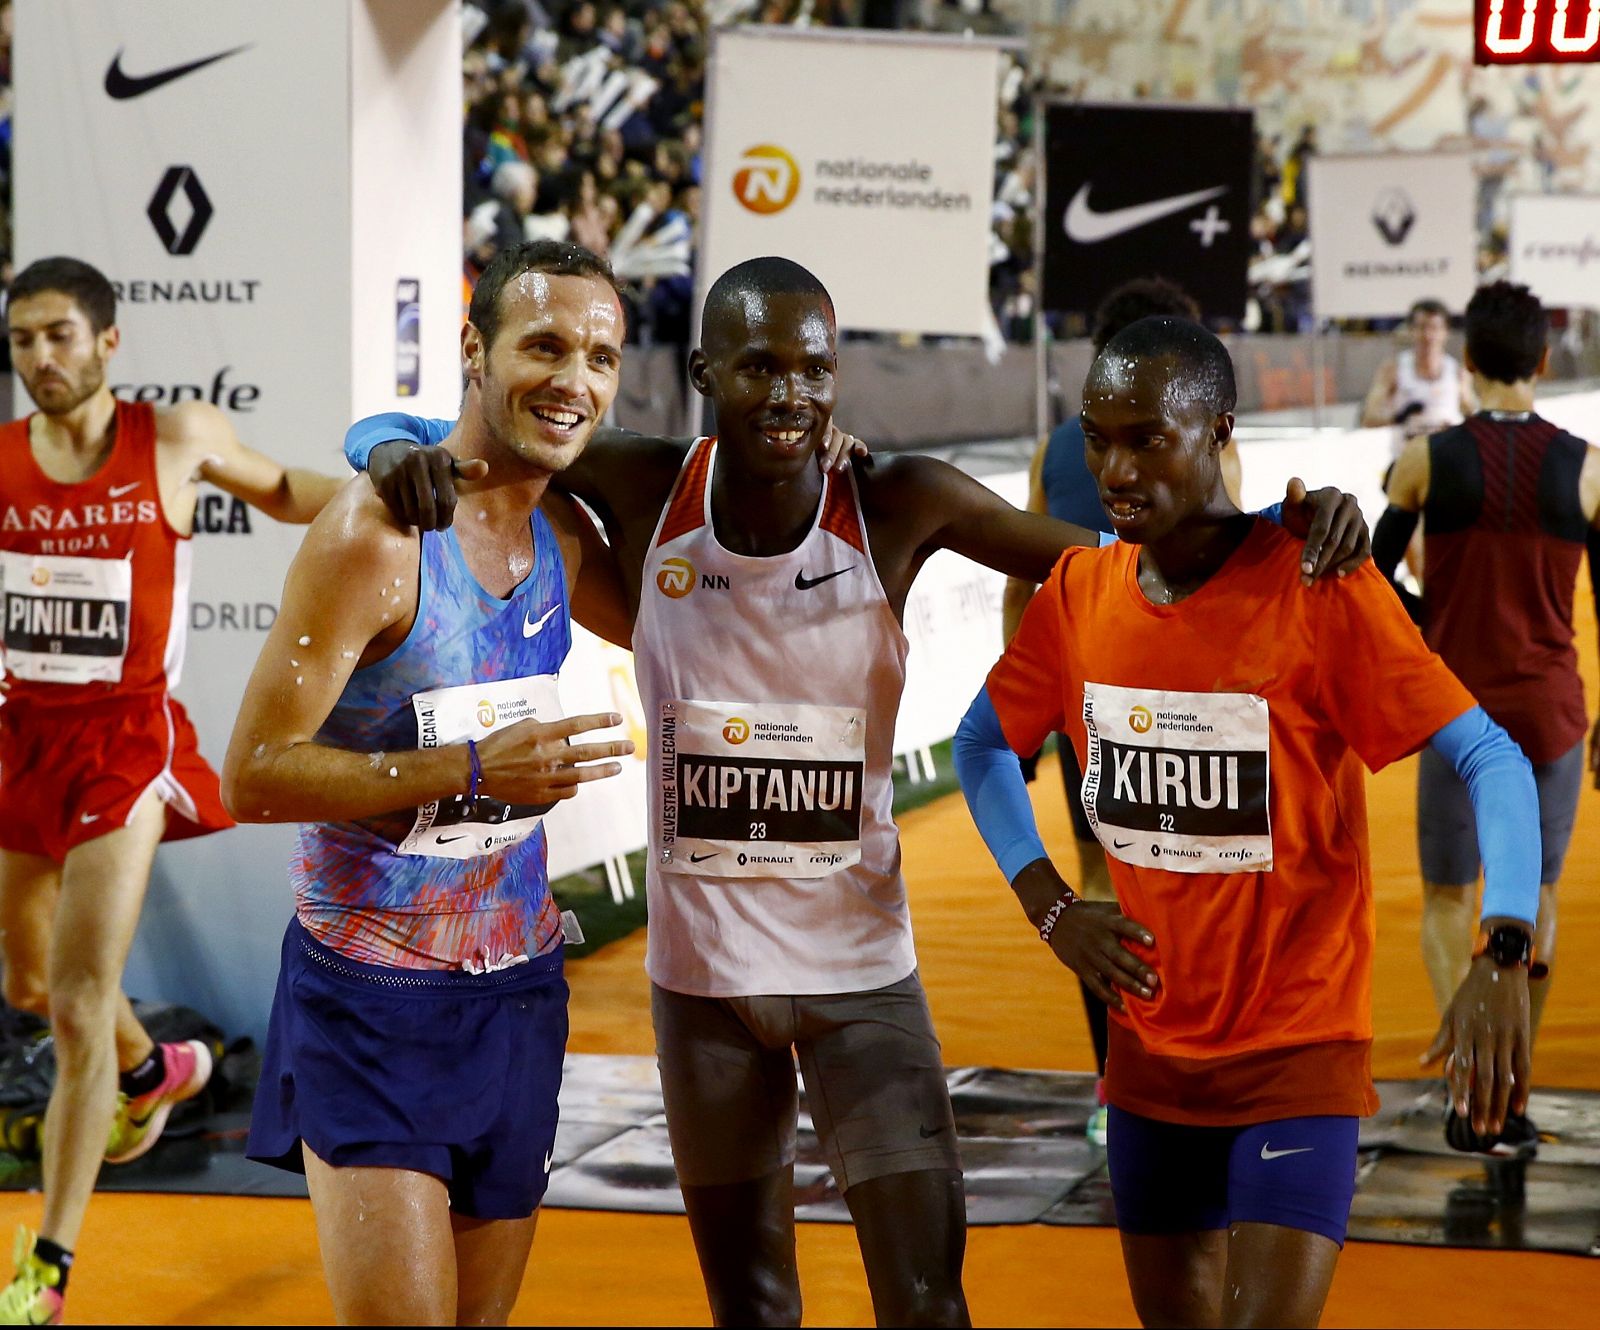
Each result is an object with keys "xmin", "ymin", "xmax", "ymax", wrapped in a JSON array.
[
  {"xmin": 1259, "ymin": 1144, "xmax": 1314, "ymax": 1160},
  {"xmin": 794, "ymin": 566, "xmax": 855, "ymax": 591},
  {"xmin": 104, "ymin": 45, "xmax": 252, "ymax": 100},
  {"xmin": 1063, "ymin": 183, "xmax": 1229, "ymax": 244},
  {"xmin": 523, "ymin": 604, "xmax": 559, "ymax": 638}
]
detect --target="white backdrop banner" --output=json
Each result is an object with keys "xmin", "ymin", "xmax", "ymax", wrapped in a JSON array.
[
  {"xmin": 700, "ymin": 28, "xmax": 1002, "ymax": 336},
  {"xmin": 14, "ymin": 0, "xmax": 462, "ymax": 1043},
  {"xmin": 1309, "ymin": 153, "xmax": 1476, "ymax": 319},
  {"xmin": 1510, "ymin": 193, "xmax": 1600, "ymax": 310}
]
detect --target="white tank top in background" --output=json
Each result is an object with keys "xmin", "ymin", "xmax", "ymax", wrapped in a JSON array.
[
  {"xmin": 1390, "ymin": 349, "xmax": 1463, "ymax": 455},
  {"xmin": 634, "ymin": 438, "xmax": 915, "ymax": 997}
]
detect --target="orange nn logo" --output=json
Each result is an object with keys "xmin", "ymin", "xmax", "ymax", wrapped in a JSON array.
[
  {"xmin": 723, "ymin": 717, "xmax": 751, "ymax": 744},
  {"xmin": 657, "ymin": 557, "xmax": 695, "ymax": 598},
  {"xmin": 732, "ymin": 145, "xmax": 800, "ymax": 215},
  {"xmin": 1129, "ymin": 706, "xmax": 1154, "ymax": 734}
]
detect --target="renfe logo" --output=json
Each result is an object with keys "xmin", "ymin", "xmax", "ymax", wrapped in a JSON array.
[{"xmin": 733, "ymin": 145, "xmax": 800, "ymax": 215}]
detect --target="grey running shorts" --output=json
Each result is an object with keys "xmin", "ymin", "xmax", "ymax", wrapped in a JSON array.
[
  {"xmin": 1417, "ymin": 739, "xmax": 1583, "ymax": 887},
  {"xmin": 651, "ymin": 970, "xmax": 960, "ymax": 1191}
]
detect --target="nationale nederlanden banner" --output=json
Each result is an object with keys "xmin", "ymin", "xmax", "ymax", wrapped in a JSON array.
[{"xmin": 700, "ymin": 27, "xmax": 1002, "ymax": 337}]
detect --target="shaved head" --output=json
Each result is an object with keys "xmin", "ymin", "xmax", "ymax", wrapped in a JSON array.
[
  {"xmin": 1089, "ymin": 316, "xmax": 1237, "ymax": 419},
  {"xmin": 701, "ymin": 257, "xmax": 835, "ymax": 350}
]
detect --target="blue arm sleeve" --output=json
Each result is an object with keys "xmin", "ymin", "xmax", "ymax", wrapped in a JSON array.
[
  {"xmin": 344, "ymin": 413, "xmax": 455, "ymax": 472},
  {"xmin": 1429, "ymin": 707, "xmax": 1540, "ymax": 927},
  {"xmin": 953, "ymin": 685, "xmax": 1049, "ymax": 882}
]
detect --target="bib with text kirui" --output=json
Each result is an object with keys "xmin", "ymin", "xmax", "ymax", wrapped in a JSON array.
[
  {"xmin": 1081, "ymin": 682, "xmax": 1272, "ymax": 873},
  {"xmin": 398, "ymin": 675, "xmax": 562, "ymax": 860},
  {"xmin": 0, "ymin": 551, "xmax": 131, "ymax": 685},
  {"xmin": 658, "ymin": 700, "xmax": 866, "ymax": 878}
]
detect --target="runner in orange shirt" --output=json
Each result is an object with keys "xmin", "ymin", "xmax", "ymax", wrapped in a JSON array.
[{"xmin": 954, "ymin": 315, "xmax": 1538, "ymax": 1328}]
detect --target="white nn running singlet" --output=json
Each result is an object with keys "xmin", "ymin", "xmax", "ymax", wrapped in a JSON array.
[
  {"xmin": 634, "ymin": 438, "xmax": 915, "ymax": 997},
  {"xmin": 1390, "ymin": 349, "xmax": 1463, "ymax": 456}
]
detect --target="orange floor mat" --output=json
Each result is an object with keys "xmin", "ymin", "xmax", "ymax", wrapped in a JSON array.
[{"xmin": 2, "ymin": 575, "xmax": 1597, "ymax": 1323}]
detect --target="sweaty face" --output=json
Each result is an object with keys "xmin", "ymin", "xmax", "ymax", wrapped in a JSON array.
[
  {"xmin": 8, "ymin": 293, "xmax": 114, "ymax": 417},
  {"xmin": 472, "ymin": 271, "xmax": 624, "ymax": 473},
  {"xmin": 695, "ymin": 292, "xmax": 836, "ymax": 484},
  {"xmin": 1081, "ymin": 353, "xmax": 1226, "ymax": 543}
]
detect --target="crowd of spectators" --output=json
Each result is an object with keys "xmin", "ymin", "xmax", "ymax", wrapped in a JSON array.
[{"xmin": 459, "ymin": 0, "xmax": 1030, "ymax": 350}]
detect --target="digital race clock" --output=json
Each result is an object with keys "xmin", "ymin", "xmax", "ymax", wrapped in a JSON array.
[{"xmin": 1475, "ymin": 0, "xmax": 1600, "ymax": 64}]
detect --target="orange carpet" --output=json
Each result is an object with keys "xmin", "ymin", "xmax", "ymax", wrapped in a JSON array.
[{"xmin": 4, "ymin": 604, "xmax": 1599, "ymax": 1323}]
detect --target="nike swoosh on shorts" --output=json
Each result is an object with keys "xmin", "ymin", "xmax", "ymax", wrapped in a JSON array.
[
  {"xmin": 1063, "ymin": 183, "xmax": 1229, "ymax": 244},
  {"xmin": 104, "ymin": 45, "xmax": 251, "ymax": 99}
]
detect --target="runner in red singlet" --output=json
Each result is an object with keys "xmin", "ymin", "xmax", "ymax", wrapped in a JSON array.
[{"xmin": 0, "ymin": 258, "xmax": 343, "ymax": 1323}]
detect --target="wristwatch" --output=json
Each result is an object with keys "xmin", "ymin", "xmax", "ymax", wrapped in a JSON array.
[{"xmin": 1472, "ymin": 924, "xmax": 1534, "ymax": 969}]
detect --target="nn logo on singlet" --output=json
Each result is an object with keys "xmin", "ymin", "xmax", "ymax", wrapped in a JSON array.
[{"xmin": 656, "ymin": 557, "xmax": 730, "ymax": 598}]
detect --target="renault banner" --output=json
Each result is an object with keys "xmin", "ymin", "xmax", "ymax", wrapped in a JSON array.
[{"xmin": 1308, "ymin": 152, "xmax": 1476, "ymax": 319}]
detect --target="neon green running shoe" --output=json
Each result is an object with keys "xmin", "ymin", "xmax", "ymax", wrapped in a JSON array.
[
  {"xmin": 105, "ymin": 1039, "xmax": 213, "ymax": 1165},
  {"xmin": 0, "ymin": 1229, "xmax": 64, "ymax": 1326}
]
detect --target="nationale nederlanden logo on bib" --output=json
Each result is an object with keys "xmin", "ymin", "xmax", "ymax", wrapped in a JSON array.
[
  {"xmin": 1081, "ymin": 681, "xmax": 1273, "ymax": 873},
  {"xmin": 733, "ymin": 145, "xmax": 800, "ymax": 215}
]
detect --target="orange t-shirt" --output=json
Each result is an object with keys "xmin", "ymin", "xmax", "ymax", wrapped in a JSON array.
[{"xmin": 987, "ymin": 520, "xmax": 1476, "ymax": 1125}]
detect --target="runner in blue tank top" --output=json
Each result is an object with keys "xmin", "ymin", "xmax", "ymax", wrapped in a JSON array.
[{"xmin": 221, "ymin": 242, "xmax": 636, "ymax": 1325}]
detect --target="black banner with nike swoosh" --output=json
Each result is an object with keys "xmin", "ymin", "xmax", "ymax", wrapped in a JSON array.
[{"xmin": 1042, "ymin": 103, "xmax": 1253, "ymax": 321}]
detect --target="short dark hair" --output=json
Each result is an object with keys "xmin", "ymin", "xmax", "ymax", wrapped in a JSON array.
[
  {"xmin": 1091, "ymin": 276, "xmax": 1200, "ymax": 352},
  {"xmin": 701, "ymin": 257, "xmax": 834, "ymax": 346},
  {"xmin": 1408, "ymin": 298, "xmax": 1449, "ymax": 324},
  {"xmin": 1095, "ymin": 315, "xmax": 1238, "ymax": 417},
  {"xmin": 1464, "ymin": 281, "xmax": 1547, "ymax": 384},
  {"xmin": 468, "ymin": 240, "xmax": 621, "ymax": 350},
  {"xmin": 10, "ymin": 257, "xmax": 117, "ymax": 332}
]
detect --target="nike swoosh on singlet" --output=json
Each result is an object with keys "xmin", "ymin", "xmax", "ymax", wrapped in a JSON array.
[
  {"xmin": 1063, "ymin": 183, "xmax": 1228, "ymax": 244},
  {"xmin": 523, "ymin": 604, "xmax": 559, "ymax": 638},
  {"xmin": 104, "ymin": 46, "xmax": 252, "ymax": 99},
  {"xmin": 794, "ymin": 566, "xmax": 855, "ymax": 591},
  {"xmin": 1259, "ymin": 1143, "xmax": 1314, "ymax": 1161},
  {"xmin": 108, "ymin": 482, "xmax": 140, "ymax": 498}
]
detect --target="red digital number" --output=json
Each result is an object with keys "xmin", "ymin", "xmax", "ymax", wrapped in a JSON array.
[{"xmin": 1476, "ymin": 0, "xmax": 1600, "ymax": 63}]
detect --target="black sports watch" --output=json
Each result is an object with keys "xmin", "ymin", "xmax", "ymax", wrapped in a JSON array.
[{"xmin": 1473, "ymin": 924, "xmax": 1533, "ymax": 969}]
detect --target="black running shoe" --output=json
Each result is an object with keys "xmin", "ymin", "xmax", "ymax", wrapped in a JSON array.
[{"xmin": 1444, "ymin": 1107, "xmax": 1539, "ymax": 1158}]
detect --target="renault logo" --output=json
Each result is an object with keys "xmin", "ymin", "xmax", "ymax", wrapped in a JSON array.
[{"xmin": 148, "ymin": 166, "xmax": 213, "ymax": 255}]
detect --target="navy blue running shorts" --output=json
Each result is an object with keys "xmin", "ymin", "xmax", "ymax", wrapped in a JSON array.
[
  {"xmin": 1106, "ymin": 1105, "xmax": 1359, "ymax": 1246},
  {"xmin": 247, "ymin": 920, "xmax": 567, "ymax": 1220}
]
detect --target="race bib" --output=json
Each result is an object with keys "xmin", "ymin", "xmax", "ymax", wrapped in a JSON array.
[
  {"xmin": 0, "ymin": 551, "xmax": 131, "ymax": 685},
  {"xmin": 658, "ymin": 699, "xmax": 866, "ymax": 878},
  {"xmin": 1082, "ymin": 682, "xmax": 1272, "ymax": 873},
  {"xmin": 397, "ymin": 674, "xmax": 563, "ymax": 860}
]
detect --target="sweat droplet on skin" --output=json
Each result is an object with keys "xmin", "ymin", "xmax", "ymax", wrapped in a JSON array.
[
  {"xmin": 368, "ymin": 751, "xmax": 386, "ymax": 770},
  {"xmin": 296, "ymin": 676, "xmax": 304, "ymax": 685},
  {"xmin": 389, "ymin": 767, "xmax": 399, "ymax": 778},
  {"xmin": 393, "ymin": 578, "xmax": 402, "ymax": 587},
  {"xmin": 476, "ymin": 511, "xmax": 487, "ymax": 522},
  {"xmin": 298, "ymin": 636, "xmax": 312, "ymax": 646},
  {"xmin": 342, "ymin": 650, "xmax": 357, "ymax": 659},
  {"xmin": 290, "ymin": 659, "xmax": 300, "ymax": 667}
]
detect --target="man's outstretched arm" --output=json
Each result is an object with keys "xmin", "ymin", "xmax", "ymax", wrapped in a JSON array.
[{"xmin": 171, "ymin": 401, "xmax": 343, "ymax": 523}]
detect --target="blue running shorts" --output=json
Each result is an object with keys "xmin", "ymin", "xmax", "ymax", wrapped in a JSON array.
[
  {"xmin": 247, "ymin": 920, "xmax": 567, "ymax": 1220},
  {"xmin": 1106, "ymin": 1105, "xmax": 1359, "ymax": 1246}
]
